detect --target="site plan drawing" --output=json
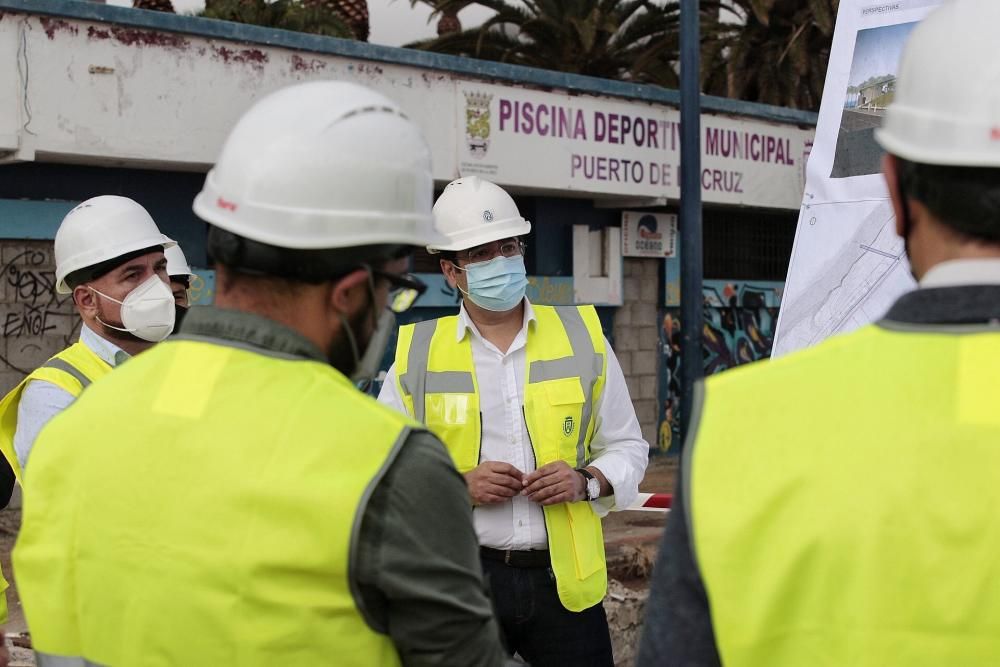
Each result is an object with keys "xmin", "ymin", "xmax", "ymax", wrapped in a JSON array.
[{"xmin": 772, "ymin": 0, "xmax": 942, "ymax": 357}]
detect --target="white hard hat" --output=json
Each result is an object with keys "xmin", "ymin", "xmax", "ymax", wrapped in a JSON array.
[
  {"xmin": 193, "ymin": 80, "xmax": 449, "ymax": 250},
  {"xmin": 876, "ymin": 0, "xmax": 1000, "ymax": 166},
  {"xmin": 427, "ymin": 176, "xmax": 531, "ymax": 253},
  {"xmin": 164, "ymin": 243, "xmax": 194, "ymax": 278},
  {"xmin": 55, "ymin": 195, "xmax": 173, "ymax": 294}
]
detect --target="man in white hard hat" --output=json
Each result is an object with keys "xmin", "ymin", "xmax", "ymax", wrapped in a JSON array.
[
  {"xmin": 0, "ymin": 195, "xmax": 175, "ymax": 473},
  {"xmin": 165, "ymin": 242, "xmax": 194, "ymax": 309},
  {"xmin": 165, "ymin": 242, "xmax": 195, "ymax": 334},
  {"xmin": 379, "ymin": 175, "xmax": 649, "ymax": 666},
  {"xmin": 15, "ymin": 81, "xmax": 511, "ymax": 667},
  {"xmin": 639, "ymin": 2, "xmax": 1000, "ymax": 665}
]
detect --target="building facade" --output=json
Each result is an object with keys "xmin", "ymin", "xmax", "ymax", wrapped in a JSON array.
[{"xmin": 0, "ymin": 0, "xmax": 817, "ymax": 452}]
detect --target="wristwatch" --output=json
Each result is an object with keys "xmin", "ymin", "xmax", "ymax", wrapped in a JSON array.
[{"xmin": 576, "ymin": 468, "xmax": 601, "ymax": 501}]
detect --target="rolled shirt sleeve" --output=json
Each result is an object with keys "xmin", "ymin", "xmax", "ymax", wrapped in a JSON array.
[{"xmin": 587, "ymin": 339, "xmax": 650, "ymax": 516}]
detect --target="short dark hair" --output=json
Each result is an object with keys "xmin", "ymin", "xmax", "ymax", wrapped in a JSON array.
[
  {"xmin": 896, "ymin": 158, "xmax": 1000, "ymax": 242},
  {"xmin": 64, "ymin": 245, "xmax": 164, "ymax": 290},
  {"xmin": 207, "ymin": 226, "xmax": 410, "ymax": 283}
]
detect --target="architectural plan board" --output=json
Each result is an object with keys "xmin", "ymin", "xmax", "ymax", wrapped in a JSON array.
[{"xmin": 772, "ymin": 0, "xmax": 943, "ymax": 357}]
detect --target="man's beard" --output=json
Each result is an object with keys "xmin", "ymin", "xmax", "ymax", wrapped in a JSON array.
[
  {"xmin": 327, "ymin": 306, "xmax": 371, "ymax": 378},
  {"xmin": 96, "ymin": 299, "xmax": 144, "ymax": 344}
]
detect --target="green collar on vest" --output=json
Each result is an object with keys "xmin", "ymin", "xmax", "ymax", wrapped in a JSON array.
[{"xmin": 178, "ymin": 306, "xmax": 327, "ymax": 363}]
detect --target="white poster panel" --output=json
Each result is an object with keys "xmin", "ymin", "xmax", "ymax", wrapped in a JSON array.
[
  {"xmin": 772, "ymin": 0, "xmax": 943, "ymax": 357},
  {"xmin": 621, "ymin": 211, "xmax": 677, "ymax": 258},
  {"xmin": 456, "ymin": 81, "xmax": 813, "ymax": 210}
]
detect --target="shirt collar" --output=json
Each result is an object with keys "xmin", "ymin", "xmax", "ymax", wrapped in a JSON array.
[
  {"xmin": 80, "ymin": 324, "xmax": 129, "ymax": 367},
  {"xmin": 920, "ymin": 258, "xmax": 1000, "ymax": 288},
  {"xmin": 455, "ymin": 298, "xmax": 536, "ymax": 343},
  {"xmin": 178, "ymin": 306, "xmax": 328, "ymax": 362}
]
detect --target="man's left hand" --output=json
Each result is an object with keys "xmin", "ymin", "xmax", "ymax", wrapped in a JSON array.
[{"xmin": 521, "ymin": 462, "xmax": 585, "ymax": 506}]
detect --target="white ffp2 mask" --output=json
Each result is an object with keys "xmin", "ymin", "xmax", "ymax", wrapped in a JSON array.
[{"xmin": 91, "ymin": 274, "xmax": 176, "ymax": 343}]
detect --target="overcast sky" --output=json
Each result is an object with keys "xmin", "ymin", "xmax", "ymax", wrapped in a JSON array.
[
  {"xmin": 107, "ymin": 0, "xmax": 494, "ymax": 47},
  {"xmin": 847, "ymin": 21, "xmax": 918, "ymax": 87}
]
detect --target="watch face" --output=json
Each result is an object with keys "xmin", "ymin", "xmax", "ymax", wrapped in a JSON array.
[{"xmin": 587, "ymin": 478, "xmax": 600, "ymax": 500}]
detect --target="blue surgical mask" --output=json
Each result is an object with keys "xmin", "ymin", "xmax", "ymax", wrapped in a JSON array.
[{"xmin": 457, "ymin": 255, "xmax": 528, "ymax": 312}]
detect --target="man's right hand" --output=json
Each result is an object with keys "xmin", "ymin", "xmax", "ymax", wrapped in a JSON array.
[{"xmin": 465, "ymin": 461, "xmax": 524, "ymax": 506}]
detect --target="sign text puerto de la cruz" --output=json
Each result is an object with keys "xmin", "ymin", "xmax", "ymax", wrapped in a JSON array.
[{"xmin": 458, "ymin": 82, "xmax": 813, "ymax": 210}]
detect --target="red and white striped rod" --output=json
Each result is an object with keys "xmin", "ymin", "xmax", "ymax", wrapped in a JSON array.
[{"xmin": 626, "ymin": 493, "xmax": 673, "ymax": 512}]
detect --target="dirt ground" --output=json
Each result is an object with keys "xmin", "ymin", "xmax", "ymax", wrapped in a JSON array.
[
  {"xmin": 0, "ymin": 456, "xmax": 677, "ymax": 666},
  {"xmin": 603, "ymin": 455, "xmax": 677, "ymax": 665},
  {"xmin": 605, "ymin": 455, "xmax": 676, "ymax": 579}
]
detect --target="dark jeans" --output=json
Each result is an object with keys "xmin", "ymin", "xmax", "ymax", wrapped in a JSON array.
[{"xmin": 482, "ymin": 557, "xmax": 614, "ymax": 667}]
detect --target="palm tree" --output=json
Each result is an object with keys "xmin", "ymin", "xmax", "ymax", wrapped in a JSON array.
[
  {"xmin": 408, "ymin": 0, "xmax": 690, "ymax": 88},
  {"xmin": 304, "ymin": 0, "xmax": 370, "ymax": 40},
  {"xmin": 432, "ymin": 0, "xmax": 468, "ymax": 36},
  {"xmin": 200, "ymin": 0, "xmax": 356, "ymax": 40},
  {"xmin": 707, "ymin": 0, "xmax": 838, "ymax": 110}
]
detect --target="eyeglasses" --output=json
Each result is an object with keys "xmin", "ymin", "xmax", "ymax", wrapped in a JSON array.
[
  {"xmin": 456, "ymin": 239, "xmax": 526, "ymax": 265},
  {"xmin": 370, "ymin": 268, "xmax": 427, "ymax": 313}
]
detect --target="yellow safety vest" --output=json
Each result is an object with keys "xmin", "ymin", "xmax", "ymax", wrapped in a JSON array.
[
  {"xmin": 15, "ymin": 337, "xmax": 413, "ymax": 666},
  {"xmin": 689, "ymin": 324, "xmax": 1000, "ymax": 667},
  {"xmin": 0, "ymin": 341, "xmax": 112, "ymax": 484},
  {"xmin": 395, "ymin": 304, "xmax": 608, "ymax": 612},
  {"xmin": 0, "ymin": 341, "xmax": 110, "ymax": 626}
]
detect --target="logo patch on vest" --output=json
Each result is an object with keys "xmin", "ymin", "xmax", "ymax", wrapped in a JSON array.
[{"xmin": 563, "ymin": 416, "xmax": 575, "ymax": 436}]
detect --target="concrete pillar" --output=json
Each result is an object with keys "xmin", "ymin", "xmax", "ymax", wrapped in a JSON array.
[{"xmin": 612, "ymin": 257, "xmax": 661, "ymax": 451}]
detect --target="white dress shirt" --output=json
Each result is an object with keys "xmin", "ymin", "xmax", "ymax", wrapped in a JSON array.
[
  {"xmin": 919, "ymin": 258, "xmax": 1000, "ymax": 288},
  {"xmin": 14, "ymin": 325, "xmax": 128, "ymax": 469},
  {"xmin": 378, "ymin": 300, "xmax": 649, "ymax": 550}
]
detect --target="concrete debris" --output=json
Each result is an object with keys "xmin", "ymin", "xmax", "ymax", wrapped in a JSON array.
[{"xmin": 605, "ymin": 579, "xmax": 649, "ymax": 667}]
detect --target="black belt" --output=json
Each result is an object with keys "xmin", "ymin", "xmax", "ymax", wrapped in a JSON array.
[{"xmin": 480, "ymin": 546, "xmax": 551, "ymax": 568}]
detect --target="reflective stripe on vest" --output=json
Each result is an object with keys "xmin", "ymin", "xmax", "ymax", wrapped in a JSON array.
[
  {"xmin": 398, "ymin": 319, "xmax": 476, "ymax": 423},
  {"xmin": 399, "ymin": 306, "xmax": 603, "ymax": 469},
  {"xmin": 689, "ymin": 324, "xmax": 1000, "ymax": 667},
  {"xmin": 395, "ymin": 304, "xmax": 609, "ymax": 611},
  {"xmin": 35, "ymin": 653, "xmax": 105, "ymax": 667},
  {"xmin": 41, "ymin": 358, "xmax": 93, "ymax": 391},
  {"xmin": 14, "ymin": 338, "xmax": 407, "ymax": 666},
  {"xmin": 527, "ymin": 305, "xmax": 604, "ymax": 468},
  {"xmin": 0, "ymin": 342, "xmax": 111, "ymax": 485}
]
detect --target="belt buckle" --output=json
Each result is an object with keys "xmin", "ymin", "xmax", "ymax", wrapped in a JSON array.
[{"xmin": 504, "ymin": 550, "xmax": 512, "ymax": 565}]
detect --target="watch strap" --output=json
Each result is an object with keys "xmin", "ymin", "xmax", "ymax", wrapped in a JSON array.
[{"xmin": 576, "ymin": 467, "xmax": 599, "ymax": 500}]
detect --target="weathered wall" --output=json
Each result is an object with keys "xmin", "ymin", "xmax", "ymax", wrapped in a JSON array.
[
  {"xmin": 1, "ymin": 12, "xmax": 458, "ymax": 177},
  {"xmin": 0, "ymin": 8, "xmax": 812, "ymax": 208},
  {"xmin": 0, "ymin": 240, "xmax": 78, "ymax": 394}
]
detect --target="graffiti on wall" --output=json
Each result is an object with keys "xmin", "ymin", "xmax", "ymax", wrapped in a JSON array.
[
  {"xmin": 658, "ymin": 280, "xmax": 782, "ymax": 453},
  {"xmin": 0, "ymin": 244, "xmax": 80, "ymax": 380}
]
